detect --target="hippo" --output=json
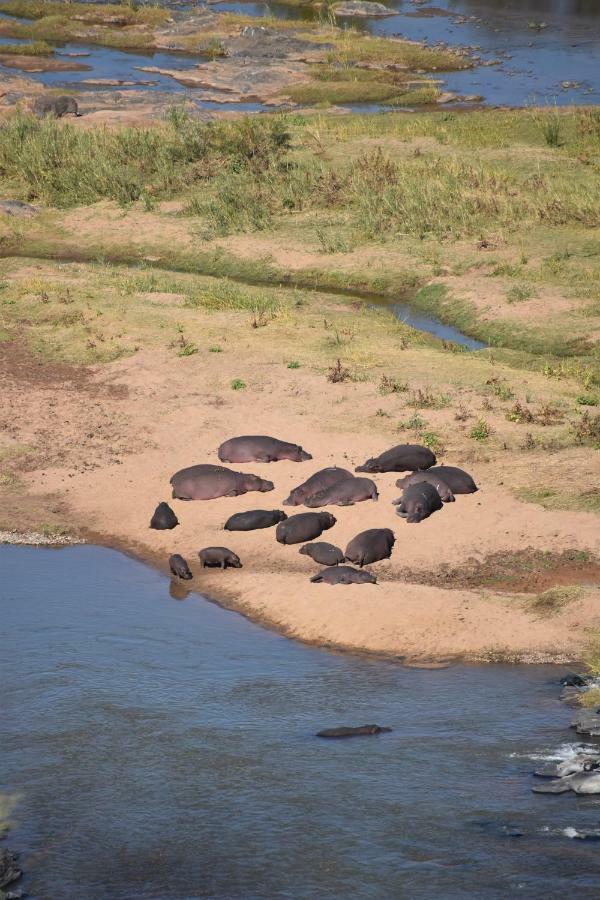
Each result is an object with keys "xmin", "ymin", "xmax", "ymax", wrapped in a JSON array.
[
  {"xmin": 393, "ymin": 471, "xmax": 455, "ymax": 503},
  {"xmin": 356, "ymin": 444, "xmax": 436, "ymax": 474},
  {"xmin": 395, "ymin": 482, "xmax": 443, "ymax": 523},
  {"xmin": 316, "ymin": 725, "xmax": 392, "ymax": 738},
  {"xmin": 169, "ymin": 554, "xmax": 192, "ymax": 580},
  {"xmin": 276, "ymin": 511, "xmax": 336, "ymax": 545},
  {"xmin": 532, "ymin": 765, "xmax": 600, "ymax": 795},
  {"xmin": 32, "ymin": 94, "xmax": 79, "ymax": 118},
  {"xmin": 304, "ymin": 477, "xmax": 378, "ymax": 507},
  {"xmin": 310, "ymin": 565, "xmax": 377, "ymax": 585},
  {"xmin": 198, "ymin": 547, "xmax": 242, "ymax": 569},
  {"xmin": 283, "ymin": 467, "xmax": 353, "ymax": 506},
  {"xmin": 396, "ymin": 465, "xmax": 478, "ymax": 495},
  {"xmin": 345, "ymin": 528, "xmax": 395, "ymax": 567},
  {"xmin": 224, "ymin": 509, "xmax": 287, "ymax": 531},
  {"xmin": 299, "ymin": 542, "xmax": 345, "ymax": 566},
  {"xmin": 150, "ymin": 501, "xmax": 179, "ymax": 530},
  {"xmin": 218, "ymin": 435, "xmax": 312, "ymax": 463},
  {"xmin": 171, "ymin": 464, "xmax": 274, "ymax": 500}
]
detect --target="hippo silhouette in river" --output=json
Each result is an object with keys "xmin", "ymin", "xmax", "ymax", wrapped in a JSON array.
[
  {"xmin": 304, "ymin": 476, "xmax": 378, "ymax": 508},
  {"xmin": 198, "ymin": 547, "xmax": 242, "ymax": 569},
  {"xmin": 299, "ymin": 542, "xmax": 345, "ymax": 566},
  {"xmin": 395, "ymin": 482, "xmax": 442, "ymax": 523},
  {"xmin": 276, "ymin": 511, "xmax": 336, "ymax": 545},
  {"xmin": 317, "ymin": 724, "xmax": 391, "ymax": 738},
  {"xmin": 171, "ymin": 464, "xmax": 274, "ymax": 500},
  {"xmin": 284, "ymin": 467, "xmax": 353, "ymax": 506},
  {"xmin": 169, "ymin": 554, "xmax": 193, "ymax": 580},
  {"xmin": 345, "ymin": 528, "xmax": 395, "ymax": 567},
  {"xmin": 356, "ymin": 444, "xmax": 436, "ymax": 474},
  {"xmin": 218, "ymin": 435, "xmax": 312, "ymax": 463},
  {"xmin": 150, "ymin": 501, "xmax": 179, "ymax": 530},
  {"xmin": 310, "ymin": 565, "xmax": 376, "ymax": 585},
  {"xmin": 396, "ymin": 465, "xmax": 478, "ymax": 496},
  {"xmin": 224, "ymin": 509, "xmax": 287, "ymax": 531},
  {"xmin": 33, "ymin": 94, "xmax": 79, "ymax": 118}
]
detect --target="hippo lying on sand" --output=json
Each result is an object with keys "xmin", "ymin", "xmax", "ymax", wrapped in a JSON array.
[
  {"xmin": 218, "ymin": 435, "xmax": 312, "ymax": 463},
  {"xmin": 356, "ymin": 444, "xmax": 436, "ymax": 474},
  {"xmin": 396, "ymin": 465, "xmax": 478, "ymax": 496},
  {"xmin": 394, "ymin": 472, "xmax": 454, "ymax": 503},
  {"xmin": 395, "ymin": 482, "xmax": 442, "ymax": 523},
  {"xmin": 317, "ymin": 724, "xmax": 392, "ymax": 738},
  {"xmin": 198, "ymin": 547, "xmax": 242, "ymax": 569},
  {"xmin": 310, "ymin": 565, "xmax": 377, "ymax": 585},
  {"xmin": 171, "ymin": 464, "xmax": 274, "ymax": 500},
  {"xmin": 276, "ymin": 511, "xmax": 336, "ymax": 545},
  {"xmin": 299, "ymin": 542, "xmax": 345, "ymax": 566},
  {"xmin": 304, "ymin": 476, "xmax": 378, "ymax": 507},
  {"xmin": 150, "ymin": 501, "xmax": 179, "ymax": 530},
  {"xmin": 345, "ymin": 528, "xmax": 395, "ymax": 567},
  {"xmin": 284, "ymin": 467, "xmax": 352, "ymax": 506},
  {"xmin": 33, "ymin": 95, "xmax": 79, "ymax": 118},
  {"xmin": 169, "ymin": 554, "xmax": 192, "ymax": 580},
  {"xmin": 225, "ymin": 509, "xmax": 287, "ymax": 531}
]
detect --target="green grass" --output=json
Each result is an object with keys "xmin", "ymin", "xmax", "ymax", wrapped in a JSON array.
[
  {"xmin": 0, "ymin": 39, "xmax": 53, "ymax": 55},
  {"xmin": 526, "ymin": 585, "xmax": 582, "ymax": 618},
  {"xmin": 230, "ymin": 378, "xmax": 246, "ymax": 390},
  {"xmin": 0, "ymin": 0, "xmax": 169, "ymax": 26},
  {"xmin": 516, "ymin": 485, "xmax": 600, "ymax": 514}
]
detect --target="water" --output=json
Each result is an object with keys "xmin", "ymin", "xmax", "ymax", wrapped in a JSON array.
[{"xmin": 2, "ymin": 544, "xmax": 600, "ymax": 899}]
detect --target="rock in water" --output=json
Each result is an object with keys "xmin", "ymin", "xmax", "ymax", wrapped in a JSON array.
[
  {"xmin": 0, "ymin": 849, "xmax": 22, "ymax": 889},
  {"xmin": 334, "ymin": 1, "xmax": 395, "ymax": 16}
]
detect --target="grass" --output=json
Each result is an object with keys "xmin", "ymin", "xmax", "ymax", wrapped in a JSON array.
[
  {"xmin": 469, "ymin": 418, "xmax": 493, "ymax": 441},
  {"xmin": 526, "ymin": 585, "xmax": 582, "ymax": 618},
  {"xmin": 578, "ymin": 687, "xmax": 600, "ymax": 708},
  {"xmin": 0, "ymin": 0, "xmax": 169, "ymax": 26},
  {"xmin": 231, "ymin": 378, "xmax": 246, "ymax": 390},
  {"xmin": 0, "ymin": 39, "xmax": 53, "ymax": 55},
  {"xmin": 583, "ymin": 633, "xmax": 600, "ymax": 677},
  {"xmin": 516, "ymin": 485, "xmax": 600, "ymax": 514}
]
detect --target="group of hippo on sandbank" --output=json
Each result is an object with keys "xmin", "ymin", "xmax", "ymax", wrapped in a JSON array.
[{"xmin": 149, "ymin": 434, "xmax": 478, "ymax": 586}]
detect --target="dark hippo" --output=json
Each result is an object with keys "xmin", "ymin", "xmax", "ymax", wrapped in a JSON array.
[
  {"xmin": 198, "ymin": 547, "xmax": 242, "ymax": 569},
  {"xmin": 32, "ymin": 94, "xmax": 79, "ymax": 118},
  {"xmin": 150, "ymin": 501, "xmax": 179, "ymax": 530},
  {"xmin": 393, "ymin": 472, "xmax": 454, "ymax": 503},
  {"xmin": 304, "ymin": 476, "xmax": 378, "ymax": 507},
  {"xmin": 283, "ymin": 467, "xmax": 353, "ymax": 506},
  {"xmin": 218, "ymin": 435, "xmax": 312, "ymax": 463},
  {"xmin": 171, "ymin": 464, "xmax": 274, "ymax": 500},
  {"xmin": 316, "ymin": 724, "xmax": 392, "ymax": 738},
  {"xmin": 169, "ymin": 554, "xmax": 192, "ymax": 580},
  {"xmin": 310, "ymin": 565, "xmax": 377, "ymax": 585},
  {"xmin": 396, "ymin": 465, "xmax": 478, "ymax": 495},
  {"xmin": 299, "ymin": 542, "xmax": 345, "ymax": 566},
  {"xmin": 395, "ymin": 482, "xmax": 442, "ymax": 523},
  {"xmin": 276, "ymin": 511, "xmax": 336, "ymax": 545},
  {"xmin": 356, "ymin": 444, "xmax": 436, "ymax": 474},
  {"xmin": 345, "ymin": 528, "xmax": 395, "ymax": 567},
  {"xmin": 224, "ymin": 509, "xmax": 287, "ymax": 531}
]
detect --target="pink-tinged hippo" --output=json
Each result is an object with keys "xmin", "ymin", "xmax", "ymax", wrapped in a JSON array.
[
  {"xmin": 356, "ymin": 444, "xmax": 436, "ymax": 474},
  {"xmin": 396, "ymin": 465, "xmax": 478, "ymax": 495},
  {"xmin": 395, "ymin": 482, "xmax": 442, "ymax": 523},
  {"xmin": 224, "ymin": 509, "xmax": 287, "ymax": 531},
  {"xmin": 169, "ymin": 554, "xmax": 193, "ymax": 580},
  {"xmin": 317, "ymin": 725, "xmax": 391, "ymax": 738},
  {"xmin": 299, "ymin": 542, "xmax": 345, "ymax": 566},
  {"xmin": 393, "ymin": 472, "xmax": 454, "ymax": 503},
  {"xmin": 198, "ymin": 547, "xmax": 242, "ymax": 569},
  {"xmin": 310, "ymin": 565, "xmax": 377, "ymax": 585},
  {"xmin": 218, "ymin": 435, "xmax": 312, "ymax": 463},
  {"xmin": 170, "ymin": 464, "xmax": 274, "ymax": 500},
  {"xmin": 276, "ymin": 511, "xmax": 336, "ymax": 545},
  {"xmin": 33, "ymin": 94, "xmax": 79, "ymax": 118},
  {"xmin": 304, "ymin": 476, "xmax": 378, "ymax": 508},
  {"xmin": 283, "ymin": 467, "xmax": 353, "ymax": 506},
  {"xmin": 345, "ymin": 528, "xmax": 395, "ymax": 567},
  {"xmin": 150, "ymin": 501, "xmax": 179, "ymax": 530}
]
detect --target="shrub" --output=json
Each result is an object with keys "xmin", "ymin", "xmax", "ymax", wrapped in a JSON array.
[
  {"xmin": 231, "ymin": 378, "xmax": 246, "ymax": 390},
  {"xmin": 469, "ymin": 418, "xmax": 493, "ymax": 441}
]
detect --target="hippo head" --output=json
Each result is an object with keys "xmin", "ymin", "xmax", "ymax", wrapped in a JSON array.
[
  {"xmin": 296, "ymin": 447, "xmax": 313, "ymax": 462},
  {"xmin": 283, "ymin": 488, "xmax": 302, "ymax": 506},
  {"xmin": 243, "ymin": 474, "xmax": 274, "ymax": 493},
  {"xmin": 303, "ymin": 492, "xmax": 325, "ymax": 509},
  {"xmin": 298, "ymin": 544, "xmax": 310, "ymax": 556},
  {"xmin": 227, "ymin": 553, "xmax": 243, "ymax": 568},
  {"xmin": 405, "ymin": 503, "xmax": 427, "ymax": 524},
  {"xmin": 319, "ymin": 512, "xmax": 337, "ymax": 530},
  {"xmin": 355, "ymin": 459, "xmax": 379, "ymax": 474},
  {"xmin": 274, "ymin": 510, "xmax": 288, "ymax": 523}
]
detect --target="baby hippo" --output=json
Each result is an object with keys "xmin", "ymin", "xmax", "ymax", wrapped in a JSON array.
[
  {"xmin": 345, "ymin": 528, "xmax": 395, "ymax": 567},
  {"xmin": 150, "ymin": 501, "xmax": 179, "ymax": 530},
  {"xmin": 198, "ymin": 547, "xmax": 242, "ymax": 569},
  {"xmin": 395, "ymin": 482, "xmax": 442, "ymax": 523},
  {"xmin": 299, "ymin": 542, "xmax": 345, "ymax": 566},
  {"xmin": 169, "ymin": 554, "xmax": 193, "ymax": 580},
  {"xmin": 304, "ymin": 477, "xmax": 378, "ymax": 508},
  {"xmin": 310, "ymin": 565, "xmax": 377, "ymax": 585},
  {"xmin": 33, "ymin": 94, "xmax": 79, "ymax": 118},
  {"xmin": 224, "ymin": 510, "xmax": 287, "ymax": 531},
  {"xmin": 276, "ymin": 512, "xmax": 336, "ymax": 545}
]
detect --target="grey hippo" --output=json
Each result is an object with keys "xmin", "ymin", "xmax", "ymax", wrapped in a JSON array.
[
  {"xmin": 356, "ymin": 444, "xmax": 436, "ymax": 474},
  {"xmin": 395, "ymin": 482, "xmax": 443, "ymax": 523},
  {"xmin": 33, "ymin": 94, "xmax": 79, "ymax": 118},
  {"xmin": 304, "ymin": 476, "xmax": 378, "ymax": 507},
  {"xmin": 310, "ymin": 565, "xmax": 377, "ymax": 585},
  {"xmin": 276, "ymin": 511, "xmax": 336, "ymax": 545},
  {"xmin": 198, "ymin": 547, "xmax": 242, "ymax": 569},
  {"xmin": 283, "ymin": 467, "xmax": 353, "ymax": 506},
  {"xmin": 150, "ymin": 501, "xmax": 179, "ymax": 530},
  {"xmin": 396, "ymin": 465, "xmax": 478, "ymax": 496},
  {"xmin": 171, "ymin": 464, "xmax": 274, "ymax": 500},
  {"xmin": 169, "ymin": 554, "xmax": 193, "ymax": 580},
  {"xmin": 394, "ymin": 472, "xmax": 455, "ymax": 503},
  {"xmin": 345, "ymin": 528, "xmax": 395, "ymax": 567},
  {"xmin": 224, "ymin": 509, "xmax": 287, "ymax": 531},
  {"xmin": 218, "ymin": 435, "xmax": 312, "ymax": 463},
  {"xmin": 299, "ymin": 542, "xmax": 345, "ymax": 566},
  {"xmin": 532, "ymin": 765, "xmax": 600, "ymax": 794},
  {"xmin": 316, "ymin": 725, "xmax": 392, "ymax": 738}
]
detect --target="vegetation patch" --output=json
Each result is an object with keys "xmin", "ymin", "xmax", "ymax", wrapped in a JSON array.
[{"xmin": 525, "ymin": 585, "xmax": 582, "ymax": 618}]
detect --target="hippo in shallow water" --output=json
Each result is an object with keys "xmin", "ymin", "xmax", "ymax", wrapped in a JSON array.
[
  {"xmin": 316, "ymin": 724, "xmax": 392, "ymax": 738},
  {"xmin": 393, "ymin": 471, "xmax": 455, "ymax": 503},
  {"xmin": 150, "ymin": 501, "xmax": 179, "ymax": 530},
  {"xmin": 299, "ymin": 542, "xmax": 345, "ymax": 566},
  {"xmin": 218, "ymin": 435, "xmax": 312, "ymax": 463},
  {"xmin": 171, "ymin": 464, "xmax": 274, "ymax": 500},
  {"xmin": 304, "ymin": 476, "xmax": 378, "ymax": 507},
  {"xmin": 169, "ymin": 554, "xmax": 192, "ymax": 580},
  {"xmin": 33, "ymin": 94, "xmax": 79, "ymax": 118},
  {"xmin": 345, "ymin": 528, "xmax": 395, "ymax": 567},
  {"xmin": 283, "ymin": 467, "xmax": 353, "ymax": 506},
  {"xmin": 395, "ymin": 482, "xmax": 443, "ymax": 523},
  {"xmin": 198, "ymin": 547, "xmax": 242, "ymax": 569},
  {"xmin": 276, "ymin": 511, "xmax": 336, "ymax": 545},
  {"xmin": 356, "ymin": 444, "xmax": 436, "ymax": 474},
  {"xmin": 310, "ymin": 565, "xmax": 377, "ymax": 585},
  {"xmin": 396, "ymin": 465, "xmax": 478, "ymax": 496},
  {"xmin": 224, "ymin": 509, "xmax": 287, "ymax": 531},
  {"xmin": 532, "ymin": 766, "xmax": 600, "ymax": 795}
]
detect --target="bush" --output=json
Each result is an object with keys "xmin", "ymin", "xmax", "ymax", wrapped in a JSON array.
[
  {"xmin": 469, "ymin": 418, "xmax": 493, "ymax": 441},
  {"xmin": 231, "ymin": 378, "xmax": 246, "ymax": 390}
]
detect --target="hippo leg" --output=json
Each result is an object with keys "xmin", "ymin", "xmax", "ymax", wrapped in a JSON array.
[
  {"xmin": 396, "ymin": 505, "xmax": 408, "ymax": 518},
  {"xmin": 337, "ymin": 500, "xmax": 355, "ymax": 507},
  {"xmin": 310, "ymin": 574, "xmax": 323, "ymax": 583},
  {"xmin": 221, "ymin": 560, "xmax": 226, "ymax": 570}
]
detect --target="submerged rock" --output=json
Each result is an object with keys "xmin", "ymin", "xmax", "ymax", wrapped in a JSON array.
[
  {"xmin": 333, "ymin": 1, "xmax": 395, "ymax": 17},
  {"xmin": 316, "ymin": 724, "xmax": 392, "ymax": 738},
  {"xmin": 0, "ymin": 849, "xmax": 22, "ymax": 890}
]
